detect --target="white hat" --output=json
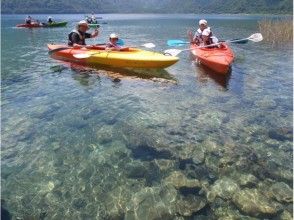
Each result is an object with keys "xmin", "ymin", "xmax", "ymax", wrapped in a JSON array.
[
  {"xmin": 78, "ymin": 20, "xmax": 89, "ymax": 26},
  {"xmin": 109, "ymin": 33, "xmax": 118, "ymax": 39},
  {"xmin": 199, "ymin": 19, "xmax": 208, "ymax": 25}
]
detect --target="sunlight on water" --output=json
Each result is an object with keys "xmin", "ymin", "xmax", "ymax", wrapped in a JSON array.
[{"xmin": 1, "ymin": 14, "xmax": 293, "ymax": 219}]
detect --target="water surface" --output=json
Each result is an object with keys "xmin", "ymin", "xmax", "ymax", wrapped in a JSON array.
[{"xmin": 1, "ymin": 14, "xmax": 293, "ymax": 219}]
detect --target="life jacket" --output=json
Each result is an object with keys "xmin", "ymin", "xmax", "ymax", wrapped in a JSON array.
[
  {"xmin": 68, "ymin": 30, "xmax": 86, "ymax": 46},
  {"xmin": 106, "ymin": 42, "xmax": 120, "ymax": 49},
  {"xmin": 194, "ymin": 27, "xmax": 213, "ymax": 45},
  {"xmin": 25, "ymin": 18, "xmax": 31, "ymax": 24}
]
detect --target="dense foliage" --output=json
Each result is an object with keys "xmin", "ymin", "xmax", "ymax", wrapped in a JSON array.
[{"xmin": 2, "ymin": 0, "xmax": 292, "ymax": 14}]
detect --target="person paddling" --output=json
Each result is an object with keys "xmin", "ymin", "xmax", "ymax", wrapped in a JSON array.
[
  {"xmin": 188, "ymin": 19, "xmax": 218, "ymax": 46},
  {"xmin": 25, "ymin": 16, "xmax": 32, "ymax": 24},
  {"xmin": 47, "ymin": 16, "xmax": 54, "ymax": 24},
  {"xmin": 91, "ymin": 13, "xmax": 98, "ymax": 24},
  {"xmin": 68, "ymin": 20, "xmax": 99, "ymax": 48}
]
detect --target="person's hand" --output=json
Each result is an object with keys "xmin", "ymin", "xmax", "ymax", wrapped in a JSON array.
[
  {"xmin": 92, "ymin": 29, "xmax": 99, "ymax": 38},
  {"xmin": 73, "ymin": 44, "xmax": 82, "ymax": 49},
  {"xmin": 187, "ymin": 29, "xmax": 193, "ymax": 37}
]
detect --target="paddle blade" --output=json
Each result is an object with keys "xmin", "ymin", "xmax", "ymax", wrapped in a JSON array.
[
  {"xmin": 73, "ymin": 53, "xmax": 91, "ymax": 59},
  {"xmin": 142, "ymin": 43, "xmax": 155, "ymax": 48},
  {"xmin": 248, "ymin": 33, "xmax": 263, "ymax": 42},
  {"xmin": 163, "ymin": 49, "xmax": 182, "ymax": 57},
  {"xmin": 167, "ymin": 40, "xmax": 189, "ymax": 47}
]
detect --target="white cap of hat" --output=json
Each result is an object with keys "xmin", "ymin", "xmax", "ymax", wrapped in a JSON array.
[
  {"xmin": 109, "ymin": 33, "xmax": 118, "ymax": 39},
  {"xmin": 78, "ymin": 20, "xmax": 89, "ymax": 26},
  {"xmin": 199, "ymin": 19, "xmax": 208, "ymax": 25}
]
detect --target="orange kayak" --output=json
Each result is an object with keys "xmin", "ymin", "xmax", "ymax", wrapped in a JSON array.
[{"xmin": 190, "ymin": 43, "xmax": 234, "ymax": 74}]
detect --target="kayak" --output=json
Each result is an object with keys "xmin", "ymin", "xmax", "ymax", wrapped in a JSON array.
[
  {"xmin": 48, "ymin": 44, "xmax": 179, "ymax": 69},
  {"xmin": 190, "ymin": 43, "xmax": 234, "ymax": 74},
  {"xmin": 16, "ymin": 23, "xmax": 42, "ymax": 28},
  {"xmin": 16, "ymin": 21, "xmax": 67, "ymax": 28},
  {"xmin": 88, "ymin": 23, "xmax": 100, "ymax": 28},
  {"xmin": 45, "ymin": 21, "xmax": 67, "ymax": 27}
]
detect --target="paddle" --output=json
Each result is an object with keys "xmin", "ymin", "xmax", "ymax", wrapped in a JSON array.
[
  {"xmin": 164, "ymin": 33, "xmax": 263, "ymax": 57},
  {"xmin": 48, "ymin": 39, "xmax": 126, "ymax": 55},
  {"xmin": 73, "ymin": 43, "xmax": 156, "ymax": 59},
  {"xmin": 167, "ymin": 33, "xmax": 263, "ymax": 47}
]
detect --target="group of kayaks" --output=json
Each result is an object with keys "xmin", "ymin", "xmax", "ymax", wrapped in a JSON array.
[
  {"xmin": 47, "ymin": 43, "xmax": 235, "ymax": 74},
  {"xmin": 16, "ymin": 21, "xmax": 68, "ymax": 28}
]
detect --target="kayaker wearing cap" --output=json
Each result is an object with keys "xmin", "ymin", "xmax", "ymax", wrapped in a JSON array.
[
  {"xmin": 47, "ymin": 16, "xmax": 53, "ymax": 24},
  {"xmin": 25, "ymin": 16, "xmax": 32, "ymax": 24},
  {"xmin": 188, "ymin": 19, "xmax": 217, "ymax": 46},
  {"xmin": 106, "ymin": 33, "xmax": 122, "ymax": 50},
  {"xmin": 68, "ymin": 20, "xmax": 99, "ymax": 48}
]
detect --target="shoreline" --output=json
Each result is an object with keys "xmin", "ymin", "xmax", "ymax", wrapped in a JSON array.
[{"xmin": 1, "ymin": 12, "xmax": 293, "ymax": 16}]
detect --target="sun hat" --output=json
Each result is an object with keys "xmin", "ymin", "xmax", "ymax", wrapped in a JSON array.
[
  {"xmin": 109, "ymin": 33, "xmax": 119, "ymax": 39},
  {"xmin": 199, "ymin": 19, "xmax": 208, "ymax": 25}
]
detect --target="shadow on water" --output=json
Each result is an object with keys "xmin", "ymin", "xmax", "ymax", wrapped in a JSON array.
[
  {"xmin": 49, "ymin": 55, "xmax": 177, "ymax": 84},
  {"xmin": 192, "ymin": 62, "xmax": 232, "ymax": 90}
]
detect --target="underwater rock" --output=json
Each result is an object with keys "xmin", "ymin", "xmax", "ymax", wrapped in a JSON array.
[
  {"xmin": 72, "ymin": 198, "xmax": 87, "ymax": 210},
  {"xmin": 211, "ymin": 198, "xmax": 256, "ymax": 220},
  {"xmin": 177, "ymin": 144, "xmax": 206, "ymax": 165},
  {"xmin": 164, "ymin": 171, "xmax": 202, "ymax": 191},
  {"xmin": 269, "ymin": 182, "xmax": 293, "ymax": 203},
  {"xmin": 125, "ymin": 185, "xmax": 178, "ymax": 220},
  {"xmin": 153, "ymin": 159, "xmax": 177, "ymax": 172},
  {"xmin": 125, "ymin": 161, "xmax": 149, "ymax": 179},
  {"xmin": 206, "ymin": 177, "xmax": 240, "ymax": 202},
  {"xmin": 232, "ymin": 188, "xmax": 282, "ymax": 217},
  {"xmin": 176, "ymin": 195, "xmax": 207, "ymax": 217},
  {"xmin": 236, "ymin": 173, "xmax": 258, "ymax": 187},
  {"xmin": 96, "ymin": 125, "xmax": 114, "ymax": 144},
  {"xmin": 268, "ymin": 127, "xmax": 292, "ymax": 142},
  {"xmin": 279, "ymin": 210, "xmax": 293, "ymax": 220},
  {"xmin": 105, "ymin": 185, "xmax": 135, "ymax": 220}
]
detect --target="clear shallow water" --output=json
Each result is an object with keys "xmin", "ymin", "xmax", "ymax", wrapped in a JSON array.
[{"xmin": 1, "ymin": 14, "xmax": 293, "ymax": 219}]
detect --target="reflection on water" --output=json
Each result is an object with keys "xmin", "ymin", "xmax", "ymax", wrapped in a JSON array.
[
  {"xmin": 1, "ymin": 14, "xmax": 293, "ymax": 220},
  {"xmin": 49, "ymin": 58, "xmax": 177, "ymax": 83},
  {"xmin": 193, "ymin": 61, "xmax": 232, "ymax": 90}
]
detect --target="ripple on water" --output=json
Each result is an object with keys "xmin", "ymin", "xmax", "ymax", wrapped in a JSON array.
[{"xmin": 1, "ymin": 14, "xmax": 293, "ymax": 219}]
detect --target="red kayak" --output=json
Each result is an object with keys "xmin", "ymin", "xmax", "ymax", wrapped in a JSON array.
[
  {"xmin": 16, "ymin": 23, "xmax": 43, "ymax": 28},
  {"xmin": 190, "ymin": 43, "xmax": 234, "ymax": 74}
]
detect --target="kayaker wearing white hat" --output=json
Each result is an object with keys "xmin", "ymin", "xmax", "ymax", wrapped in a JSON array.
[
  {"xmin": 106, "ymin": 33, "xmax": 122, "ymax": 50},
  {"xmin": 68, "ymin": 20, "xmax": 99, "ymax": 48},
  {"xmin": 47, "ymin": 16, "xmax": 54, "ymax": 24},
  {"xmin": 188, "ymin": 19, "xmax": 218, "ymax": 46}
]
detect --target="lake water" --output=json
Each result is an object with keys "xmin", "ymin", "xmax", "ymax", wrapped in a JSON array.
[{"xmin": 1, "ymin": 14, "xmax": 293, "ymax": 219}]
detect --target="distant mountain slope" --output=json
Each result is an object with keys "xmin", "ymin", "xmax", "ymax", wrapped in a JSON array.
[{"xmin": 1, "ymin": 0, "xmax": 292, "ymax": 14}]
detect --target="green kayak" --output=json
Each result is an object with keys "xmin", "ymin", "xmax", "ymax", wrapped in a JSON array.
[{"xmin": 46, "ymin": 21, "xmax": 67, "ymax": 27}]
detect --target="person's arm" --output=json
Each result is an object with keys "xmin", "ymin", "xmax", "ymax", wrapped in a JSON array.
[
  {"xmin": 90, "ymin": 29, "xmax": 99, "ymax": 38},
  {"xmin": 187, "ymin": 29, "xmax": 194, "ymax": 42}
]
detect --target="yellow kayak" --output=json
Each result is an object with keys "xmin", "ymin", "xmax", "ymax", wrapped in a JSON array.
[{"xmin": 48, "ymin": 44, "xmax": 179, "ymax": 69}]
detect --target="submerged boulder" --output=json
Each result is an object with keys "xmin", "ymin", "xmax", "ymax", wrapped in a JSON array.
[
  {"xmin": 206, "ymin": 177, "xmax": 240, "ymax": 202},
  {"xmin": 176, "ymin": 195, "xmax": 207, "ymax": 217},
  {"xmin": 163, "ymin": 171, "xmax": 202, "ymax": 191},
  {"xmin": 269, "ymin": 182, "xmax": 293, "ymax": 203},
  {"xmin": 125, "ymin": 185, "xmax": 178, "ymax": 220},
  {"xmin": 232, "ymin": 188, "xmax": 282, "ymax": 217}
]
